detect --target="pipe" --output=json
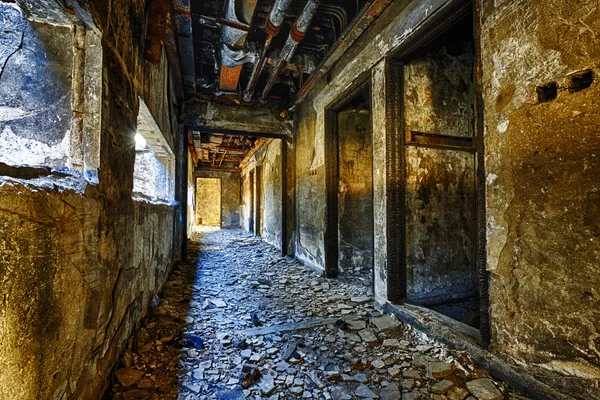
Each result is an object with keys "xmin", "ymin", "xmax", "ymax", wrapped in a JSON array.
[
  {"xmin": 292, "ymin": 0, "xmax": 392, "ymax": 107},
  {"xmin": 261, "ymin": 0, "xmax": 321, "ymax": 101},
  {"xmin": 243, "ymin": 0, "xmax": 293, "ymax": 102}
]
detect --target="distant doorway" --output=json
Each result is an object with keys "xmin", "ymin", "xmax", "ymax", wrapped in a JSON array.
[{"xmin": 196, "ymin": 178, "xmax": 222, "ymax": 227}]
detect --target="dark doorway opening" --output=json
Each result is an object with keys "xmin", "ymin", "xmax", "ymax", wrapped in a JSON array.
[
  {"xmin": 386, "ymin": 9, "xmax": 486, "ymax": 332},
  {"xmin": 325, "ymin": 82, "xmax": 374, "ymax": 293}
]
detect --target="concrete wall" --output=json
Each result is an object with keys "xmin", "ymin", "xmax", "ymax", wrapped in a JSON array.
[
  {"xmin": 0, "ymin": 1, "xmax": 185, "ymax": 399},
  {"xmin": 0, "ymin": 3, "xmax": 72, "ymax": 170},
  {"xmin": 195, "ymin": 171, "xmax": 241, "ymax": 229},
  {"xmin": 480, "ymin": 0, "xmax": 600, "ymax": 396}
]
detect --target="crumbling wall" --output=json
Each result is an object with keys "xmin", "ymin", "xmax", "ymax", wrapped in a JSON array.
[
  {"xmin": 293, "ymin": 106, "xmax": 326, "ymax": 271},
  {"xmin": 337, "ymin": 108, "xmax": 373, "ymax": 274},
  {"xmin": 480, "ymin": 0, "xmax": 600, "ymax": 396},
  {"xmin": 0, "ymin": 3, "xmax": 73, "ymax": 169},
  {"xmin": 195, "ymin": 171, "xmax": 241, "ymax": 229},
  {"xmin": 0, "ymin": 1, "xmax": 185, "ymax": 399}
]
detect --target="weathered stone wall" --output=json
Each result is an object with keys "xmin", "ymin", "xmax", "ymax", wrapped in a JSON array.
[
  {"xmin": 0, "ymin": 1, "xmax": 185, "ymax": 399},
  {"xmin": 241, "ymin": 169, "xmax": 254, "ymax": 232},
  {"xmin": 294, "ymin": 105, "xmax": 326, "ymax": 271},
  {"xmin": 0, "ymin": 3, "xmax": 73, "ymax": 170},
  {"xmin": 480, "ymin": 0, "xmax": 600, "ymax": 396},
  {"xmin": 195, "ymin": 171, "xmax": 241, "ymax": 229},
  {"xmin": 337, "ymin": 107, "xmax": 374, "ymax": 274}
]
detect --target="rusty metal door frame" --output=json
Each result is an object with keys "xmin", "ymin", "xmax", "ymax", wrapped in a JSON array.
[
  {"xmin": 324, "ymin": 72, "xmax": 372, "ymax": 279},
  {"xmin": 383, "ymin": 0, "xmax": 491, "ymax": 344}
]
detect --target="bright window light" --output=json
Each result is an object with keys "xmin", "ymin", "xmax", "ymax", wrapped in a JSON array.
[{"xmin": 134, "ymin": 133, "xmax": 147, "ymax": 149}]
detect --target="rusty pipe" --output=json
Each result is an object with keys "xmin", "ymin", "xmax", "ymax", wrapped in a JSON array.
[
  {"xmin": 243, "ymin": 0, "xmax": 293, "ymax": 102},
  {"xmin": 261, "ymin": 0, "xmax": 321, "ymax": 101}
]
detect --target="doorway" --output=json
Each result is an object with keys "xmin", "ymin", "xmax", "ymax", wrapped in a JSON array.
[
  {"xmin": 196, "ymin": 177, "xmax": 222, "ymax": 227},
  {"xmin": 325, "ymin": 83, "xmax": 374, "ymax": 291},
  {"xmin": 386, "ymin": 10, "xmax": 486, "ymax": 332}
]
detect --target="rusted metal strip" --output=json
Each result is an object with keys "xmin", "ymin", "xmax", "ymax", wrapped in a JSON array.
[{"xmin": 406, "ymin": 131, "xmax": 476, "ymax": 152}]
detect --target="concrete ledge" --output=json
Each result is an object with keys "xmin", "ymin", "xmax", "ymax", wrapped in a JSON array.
[{"xmin": 377, "ymin": 301, "xmax": 573, "ymax": 400}]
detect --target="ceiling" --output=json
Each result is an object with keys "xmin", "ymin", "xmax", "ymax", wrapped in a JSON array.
[
  {"xmin": 191, "ymin": 0, "xmax": 368, "ymax": 108},
  {"xmin": 163, "ymin": 0, "xmax": 391, "ymax": 170}
]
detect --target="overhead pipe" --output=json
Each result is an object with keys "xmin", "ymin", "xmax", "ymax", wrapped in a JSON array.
[
  {"xmin": 261, "ymin": 0, "xmax": 321, "ymax": 102},
  {"xmin": 243, "ymin": 0, "xmax": 293, "ymax": 102}
]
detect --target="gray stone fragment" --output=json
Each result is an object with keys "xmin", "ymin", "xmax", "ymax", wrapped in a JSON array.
[
  {"xmin": 431, "ymin": 379, "xmax": 455, "ymax": 395},
  {"xmin": 258, "ymin": 374, "xmax": 276, "ymax": 395},
  {"xmin": 466, "ymin": 379, "xmax": 503, "ymax": 400},
  {"xmin": 380, "ymin": 383, "xmax": 401, "ymax": 400},
  {"xmin": 351, "ymin": 296, "xmax": 371, "ymax": 304},
  {"xmin": 355, "ymin": 384, "xmax": 379, "ymax": 398},
  {"xmin": 358, "ymin": 328, "xmax": 378, "ymax": 344},
  {"xmin": 370, "ymin": 315, "xmax": 399, "ymax": 331}
]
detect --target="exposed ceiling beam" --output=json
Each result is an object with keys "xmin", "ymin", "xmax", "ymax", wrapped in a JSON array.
[{"xmin": 187, "ymin": 125, "xmax": 289, "ymax": 139}]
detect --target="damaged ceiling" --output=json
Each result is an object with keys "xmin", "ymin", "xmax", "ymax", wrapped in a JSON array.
[
  {"xmin": 156, "ymin": 0, "xmax": 392, "ymax": 169},
  {"xmin": 193, "ymin": 0, "xmax": 369, "ymax": 107}
]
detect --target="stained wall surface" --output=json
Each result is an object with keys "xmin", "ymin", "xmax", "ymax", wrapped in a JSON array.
[
  {"xmin": 291, "ymin": 0, "xmax": 600, "ymax": 397},
  {"xmin": 241, "ymin": 139, "xmax": 283, "ymax": 250},
  {"xmin": 480, "ymin": 0, "xmax": 600, "ymax": 396}
]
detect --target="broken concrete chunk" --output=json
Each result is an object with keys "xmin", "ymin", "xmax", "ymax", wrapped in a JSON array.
[
  {"xmin": 355, "ymin": 384, "xmax": 378, "ymax": 398},
  {"xmin": 370, "ymin": 315, "xmax": 400, "ymax": 331},
  {"xmin": 380, "ymin": 383, "xmax": 401, "ymax": 400},
  {"xmin": 431, "ymin": 379, "xmax": 455, "ymax": 395},
  {"xmin": 358, "ymin": 328, "xmax": 378, "ymax": 344},
  {"xmin": 466, "ymin": 379, "xmax": 504, "ymax": 400},
  {"xmin": 429, "ymin": 362, "xmax": 456, "ymax": 379},
  {"xmin": 258, "ymin": 374, "xmax": 276, "ymax": 395}
]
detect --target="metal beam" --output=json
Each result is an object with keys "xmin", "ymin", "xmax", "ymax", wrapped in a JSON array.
[{"xmin": 187, "ymin": 125, "xmax": 289, "ymax": 139}]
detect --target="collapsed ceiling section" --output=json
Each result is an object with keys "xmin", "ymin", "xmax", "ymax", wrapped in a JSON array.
[
  {"xmin": 189, "ymin": 132, "xmax": 261, "ymax": 170},
  {"xmin": 192, "ymin": 0, "xmax": 369, "ymax": 108}
]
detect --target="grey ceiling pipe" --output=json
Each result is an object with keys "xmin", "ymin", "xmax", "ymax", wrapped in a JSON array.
[
  {"xmin": 243, "ymin": 0, "xmax": 293, "ymax": 103},
  {"xmin": 260, "ymin": 0, "xmax": 321, "ymax": 102}
]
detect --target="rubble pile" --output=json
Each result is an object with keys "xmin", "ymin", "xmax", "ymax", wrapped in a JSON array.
[{"xmin": 108, "ymin": 230, "xmax": 525, "ymax": 400}]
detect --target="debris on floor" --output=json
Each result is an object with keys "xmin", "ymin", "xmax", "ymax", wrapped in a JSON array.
[{"xmin": 107, "ymin": 230, "xmax": 526, "ymax": 400}]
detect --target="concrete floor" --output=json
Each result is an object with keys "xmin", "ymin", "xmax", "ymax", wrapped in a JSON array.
[{"xmin": 108, "ymin": 231, "xmax": 525, "ymax": 400}]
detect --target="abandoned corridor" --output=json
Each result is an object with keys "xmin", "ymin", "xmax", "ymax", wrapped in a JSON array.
[
  {"xmin": 0, "ymin": 0, "xmax": 599, "ymax": 399},
  {"xmin": 108, "ymin": 230, "xmax": 515, "ymax": 400}
]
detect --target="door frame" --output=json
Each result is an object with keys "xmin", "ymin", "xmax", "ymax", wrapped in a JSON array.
[
  {"xmin": 324, "ymin": 72, "xmax": 372, "ymax": 279},
  {"xmin": 383, "ymin": 0, "xmax": 490, "ymax": 344}
]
